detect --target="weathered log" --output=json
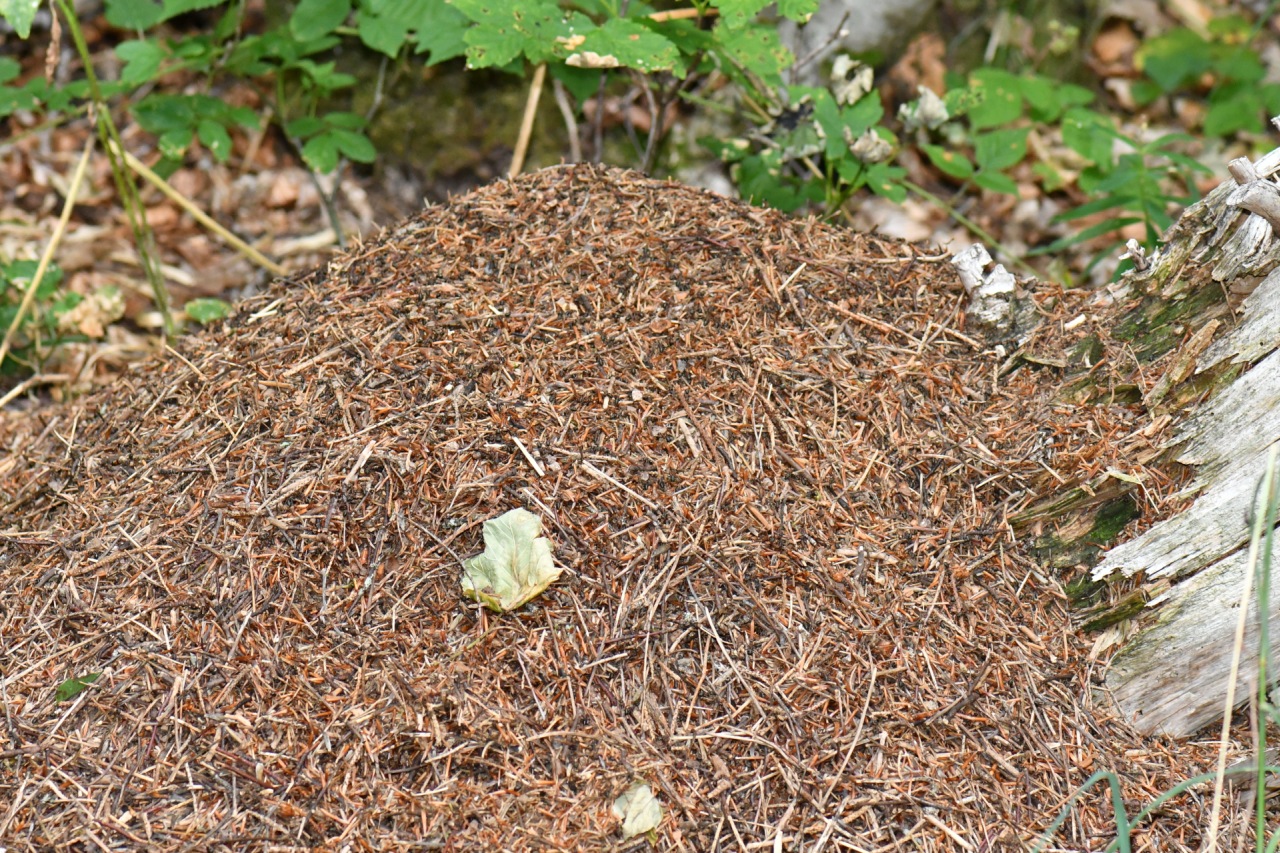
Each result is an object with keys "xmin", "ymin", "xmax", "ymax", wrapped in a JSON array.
[{"xmin": 1033, "ymin": 139, "xmax": 1280, "ymax": 737}]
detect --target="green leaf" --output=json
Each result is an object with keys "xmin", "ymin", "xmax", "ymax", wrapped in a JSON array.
[
  {"xmin": 561, "ymin": 17, "xmax": 681, "ymax": 75},
  {"xmin": 105, "ymin": 0, "xmax": 165, "ymax": 29},
  {"xmin": 301, "ymin": 132, "xmax": 340, "ymax": 173},
  {"xmin": 286, "ymin": 116, "xmax": 326, "ymax": 138},
  {"xmin": 1031, "ymin": 161, "xmax": 1064, "ymax": 192},
  {"xmin": 158, "ymin": 127, "xmax": 193, "ymax": 159},
  {"xmin": 735, "ymin": 151, "xmax": 820, "ymax": 211},
  {"xmin": 1204, "ymin": 87, "xmax": 1263, "ymax": 137},
  {"xmin": 921, "ymin": 144, "xmax": 973, "ymax": 179},
  {"xmin": 863, "ymin": 162, "xmax": 906, "ymax": 202},
  {"xmin": 1139, "ymin": 28, "xmax": 1211, "ymax": 92},
  {"xmin": 55, "ymin": 672, "xmax": 101, "ymax": 702},
  {"xmin": 0, "ymin": 56, "xmax": 20, "ymax": 85},
  {"xmin": 450, "ymin": 0, "xmax": 583, "ymax": 68},
  {"xmin": 716, "ymin": 22, "xmax": 791, "ymax": 86},
  {"xmin": 1060, "ymin": 108, "xmax": 1114, "ymax": 166},
  {"xmin": 973, "ymin": 170, "xmax": 1018, "ymax": 195},
  {"xmin": 196, "ymin": 117, "xmax": 232, "ymax": 160},
  {"xmin": 967, "ymin": 68, "xmax": 1023, "ymax": 130},
  {"xmin": 183, "ymin": 297, "xmax": 232, "ymax": 323},
  {"xmin": 613, "ymin": 782, "xmax": 663, "ymax": 839},
  {"xmin": 548, "ymin": 63, "xmax": 601, "ymax": 109},
  {"xmin": 715, "ymin": 0, "xmax": 769, "ymax": 29},
  {"xmin": 331, "ymin": 128, "xmax": 376, "ymax": 162},
  {"xmin": 973, "ymin": 127, "xmax": 1028, "ymax": 172},
  {"xmin": 412, "ymin": 2, "xmax": 470, "ymax": 64},
  {"xmin": 116, "ymin": 39, "xmax": 167, "ymax": 84},
  {"xmin": 0, "ymin": 0, "xmax": 40, "ymax": 38},
  {"xmin": 290, "ymin": 0, "xmax": 351, "ymax": 42},
  {"xmin": 460, "ymin": 508, "xmax": 562, "ymax": 613},
  {"xmin": 357, "ymin": 9, "xmax": 409, "ymax": 57},
  {"xmin": 321, "ymin": 110, "xmax": 366, "ymax": 130},
  {"xmin": 776, "ymin": 0, "xmax": 817, "ymax": 22}
]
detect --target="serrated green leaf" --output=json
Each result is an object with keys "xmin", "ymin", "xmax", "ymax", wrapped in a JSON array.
[
  {"xmin": 0, "ymin": 0, "xmax": 40, "ymax": 38},
  {"xmin": 290, "ymin": 0, "xmax": 351, "ymax": 42},
  {"xmin": 716, "ymin": 22, "xmax": 791, "ymax": 86},
  {"xmin": 116, "ymin": 39, "xmax": 167, "ymax": 84},
  {"xmin": 55, "ymin": 672, "xmax": 101, "ymax": 702},
  {"xmin": 105, "ymin": 0, "xmax": 165, "ymax": 29},
  {"xmin": 1139, "ymin": 28, "xmax": 1211, "ymax": 92},
  {"xmin": 922, "ymin": 144, "xmax": 973, "ymax": 179},
  {"xmin": 183, "ymin": 297, "xmax": 232, "ymax": 324},
  {"xmin": 613, "ymin": 782, "xmax": 662, "ymax": 839},
  {"xmin": 561, "ymin": 17, "xmax": 681, "ymax": 75},
  {"xmin": 1204, "ymin": 88, "xmax": 1263, "ymax": 137},
  {"xmin": 450, "ymin": 0, "xmax": 579, "ymax": 68},
  {"xmin": 358, "ymin": 10, "xmax": 409, "ymax": 57},
  {"xmin": 460, "ymin": 508, "xmax": 561, "ymax": 613},
  {"xmin": 412, "ymin": 2, "xmax": 470, "ymax": 64},
  {"xmin": 973, "ymin": 127, "xmax": 1028, "ymax": 172},
  {"xmin": 776, "ymin": 0, "xmax": 817, "ymax": 22},
  {"xmin": 714, "ymin": 0, "xmax": 769, "ymax": 29}
]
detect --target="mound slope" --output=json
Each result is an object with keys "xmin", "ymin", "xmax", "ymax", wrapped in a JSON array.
[{"xmin": 0, "ymin": 165, "xmax": 1224, "ymax": 849}]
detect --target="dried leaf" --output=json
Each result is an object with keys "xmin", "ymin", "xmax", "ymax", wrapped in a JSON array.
[
  {"xmin": 460, "ymin": 508, "xmax": 561, "ymax": 612},
  {"xmin": 612, "ymin": 781, "xmax": 662, "ymax": 839}
]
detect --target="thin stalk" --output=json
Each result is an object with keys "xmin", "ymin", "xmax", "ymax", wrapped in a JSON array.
[
  {"xmin": 55, "ymin": 0, "xmax": 173, "ymax": 338},
  {"xmin": 1256, "ymin": 451, "xmax": 1279, "ymax": 848}
]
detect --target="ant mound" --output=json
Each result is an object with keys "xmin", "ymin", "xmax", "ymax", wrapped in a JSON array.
[{"xmin": 0, "ymin": 165, "xmax": 1216, "ymax": 849}]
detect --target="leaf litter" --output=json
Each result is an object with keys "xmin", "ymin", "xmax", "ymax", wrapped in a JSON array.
[{"xmin": 0, "ymin": 164, "xmax": 1258, "ymax": 849}]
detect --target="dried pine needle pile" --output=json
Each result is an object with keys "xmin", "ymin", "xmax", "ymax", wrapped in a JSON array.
[{"xmin": 0, "ymin": 165, "xmax": 1234, "ymax": 850}]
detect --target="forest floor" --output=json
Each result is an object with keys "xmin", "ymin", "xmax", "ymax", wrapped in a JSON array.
[{"xmin": 2, "ymin": 1, "xmax": 1280, "ymax": 850}]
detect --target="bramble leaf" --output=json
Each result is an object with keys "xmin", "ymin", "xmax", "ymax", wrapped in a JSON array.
[{"xmin": 561, "ymin": 17, "xmax": 681, "ymax": 75}]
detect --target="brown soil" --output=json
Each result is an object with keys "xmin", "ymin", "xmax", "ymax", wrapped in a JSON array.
[{"xmin": 0, "ymin": 165, "xmax": 1245, "ymax": 850}]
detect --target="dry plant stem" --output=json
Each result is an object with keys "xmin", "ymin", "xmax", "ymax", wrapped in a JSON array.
[
  {"xmin": 121, "ymin": 147, "xmax": 287, "ymax": 278},
  {"xmin": 0, "ymin": 373, "xmax": 71, "ymax": 410},
  {"xmin": 552, "ymin": 78, "xmax": 582, "ymax": 163},
  {"xmin": 1206, "ymin": 444, "xmax": 1280, "ymax": 852},
  {"xmin": 510, "ymin": 64, "xmax": 547, "ymax": 178},
  {"xmin": 0, "ymin": 136, "xmax": 93, "ymax": 370},
  {"xmin": 54, "ymin": 0, "xmax": 171, "ymax": 337}
]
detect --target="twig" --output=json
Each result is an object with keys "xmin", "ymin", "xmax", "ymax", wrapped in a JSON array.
[
  {"xmin": 510, "ymin": 63, "xmax": 547, "ymax": 177},
  {"xmin": 120, "ymin": 147, "xmax": 287, "ymax": 278},
  {"xmin": 551, "ymin": 78, "xmax": 582, "ymax": 163}
]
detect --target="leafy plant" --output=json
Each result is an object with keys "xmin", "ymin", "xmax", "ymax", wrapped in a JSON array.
[
  {"xmin": 1135, "ymin": 15, "xmax": 1280, "ymax": 138},
  {"xmin": 1034, "ymin": 110, "xmax": 1210, "ymax": 273}
]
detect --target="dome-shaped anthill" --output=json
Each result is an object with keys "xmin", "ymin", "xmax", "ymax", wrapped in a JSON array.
[{"xmin": 0, "ymin": 164, "xmax": 1217, "ymax": 849}]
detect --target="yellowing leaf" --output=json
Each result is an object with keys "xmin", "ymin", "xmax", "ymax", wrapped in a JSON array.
[
  {"xmin": 460, "ymin": 508, "xmax": 561, "ymax": 612},
  {"xmin": 612, "ymin": 781, "xmax": 662, "ymax": 839}
]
